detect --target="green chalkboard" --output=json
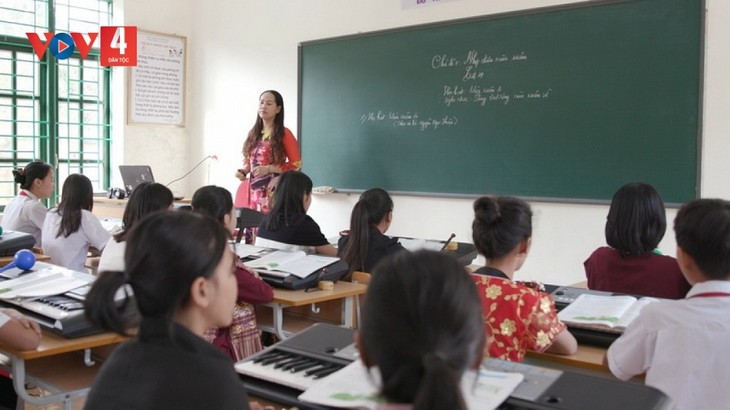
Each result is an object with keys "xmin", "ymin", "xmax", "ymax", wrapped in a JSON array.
[{"xmin": 298, "ymin": 0, "xmax": 702, "ymax": 203}]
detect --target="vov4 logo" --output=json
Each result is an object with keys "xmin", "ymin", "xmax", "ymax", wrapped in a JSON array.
[{"xmin": 26, "ymin": 26, "xmax": 137, "ymax": 66}]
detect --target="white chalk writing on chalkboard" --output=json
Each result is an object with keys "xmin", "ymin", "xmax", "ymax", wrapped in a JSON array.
[
  {"xmin": 431, "ymin": 50, "xmax": 551, "ymax": 107},
  {"xmin": 360, "ymin": 111, "xmax": 459, "ymax": 131},
  {"xmin": 442, "ymin": 85, "xmax": 552, "ymax": 107}
]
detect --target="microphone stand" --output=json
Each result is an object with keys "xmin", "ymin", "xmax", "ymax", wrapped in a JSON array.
[{"xmin": 165, "ymin": 155, "xmax": 216, "ymax": 187}]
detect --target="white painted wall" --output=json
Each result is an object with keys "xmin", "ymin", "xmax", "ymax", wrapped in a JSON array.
[{"xmin": 119, "ymin": 0, "xmax": 728, "ymax": 286}]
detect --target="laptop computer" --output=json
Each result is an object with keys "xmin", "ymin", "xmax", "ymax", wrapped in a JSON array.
[{"xmin": 119, "ymin": 165, "xmax": 155, "ymax": 194}]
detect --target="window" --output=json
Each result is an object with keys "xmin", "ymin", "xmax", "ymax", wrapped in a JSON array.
[{"xmin": 0, "ymin": 0, "xmax": 112, "ymax": 209}]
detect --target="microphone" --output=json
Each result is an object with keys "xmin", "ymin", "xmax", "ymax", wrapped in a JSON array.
[
  {"xmin": 0, "ymin": 249, "xmax": 36, "ymax": 273},
  {"xmin": 165, "ymin": 154, "xmax": 218, "ymax": 187},
  {"xmin": 440, "ymin": 233, "xmax": 456, "ymax": 251}
]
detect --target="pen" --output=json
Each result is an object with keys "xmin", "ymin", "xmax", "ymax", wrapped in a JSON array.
[{"xmin": 440, "ymin": 233, "xmax": 456, "ymax": 251}]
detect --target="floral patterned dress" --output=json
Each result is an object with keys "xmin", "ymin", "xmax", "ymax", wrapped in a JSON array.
[
  {"xmin": 245, "ymin": 127, "xmax": 301, "ymax": 214},
  {"xmin": 472, "ymin": 273, "xmax": 566, "ymax": 362}
]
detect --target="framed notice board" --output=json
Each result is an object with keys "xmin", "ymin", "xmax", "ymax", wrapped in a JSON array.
[
  {"xmin": 298, "ymin": 0, "xmax": 703, "ymax": 203},
  {"xmin": 128, "ymin": 30, "xmax": 186, "ymax": 126}
]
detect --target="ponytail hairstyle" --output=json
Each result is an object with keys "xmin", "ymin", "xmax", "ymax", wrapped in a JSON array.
[
  {"xmin": 472, "ymin": 196, "xmax": 532, "ymax": 259},
  {"xmin": 242, "ymin": 90, "xmax": 286, "ymax": 164},
  {"xmin": 54, "ymin": 174, "xmax": 94, "ymax": 238},
  {"xmin": 84, "ymin": 211, "xmax": 230, "ymax": 338},
  {"xmin": 360, "ymin": 250, "xmax": 484, "ymax": 410},
  {"xmin": 12, "ymin": 161, "xmax": 53, "ymax": 191},
  {"xmin": 266, "ymin": 170, "xmax": 312, "ymax": 231},
  {"xmin": 340, "ymin": 188, "xmax": 393, "ymax": 273},
  {"xmin": 115, "ymin": 182, "xmax": 173, "ymax": 242},
  {"xmin": 191, "ymin": 185, "xmax": 234, "ymax": 224},
  {"xmin": 605, "ymin": 182, "xmax": 667, "ymax": 257}
]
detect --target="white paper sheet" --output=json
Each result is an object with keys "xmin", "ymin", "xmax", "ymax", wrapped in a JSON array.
[{"xmin": 298, "ymin": 359, "xmax": 524, "ymax": 409}]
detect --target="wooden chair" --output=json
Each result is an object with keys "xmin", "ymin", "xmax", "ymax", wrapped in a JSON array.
[
  {"xmin": 351, "ymin": 271, "xmax": 371, "ymax": 327},
  {"xmin": 235, "ymin": 208, "xmax": 264, "ymax": 244},
  {"xmin": 351, "ymin": 271, "xmax": 371, "ymax": 285},
  {"xmin": 234, "ymin": 182, "xmax": 264, "ymax": 243}
]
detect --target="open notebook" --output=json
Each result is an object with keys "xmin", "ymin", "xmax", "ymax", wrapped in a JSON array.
[{"xmin": 241, "ymin": 249, "xmax": 349, "ymax": 290}]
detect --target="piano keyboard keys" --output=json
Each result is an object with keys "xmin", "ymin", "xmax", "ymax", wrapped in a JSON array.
[
  {"xmin": 260, "ymin": 353, "xmax": 288, "ymax": 366},
  {"xmin": 289, "ymin": 361, "xmax": 321, "ymax": 373},
  {"xmin": 310, "ymin": 364, "xmax": 341, "ymax": 379},
  {"xmin": 37, "ymin": 295, "xmax": 85, "ymax": 311},
  {"xmin": 303, "ymin": 364, "xmax": 329, "ymax": 376},
  {"xmin": 235, "ymin": 348, "xmax": 348, "ymax": 391}
]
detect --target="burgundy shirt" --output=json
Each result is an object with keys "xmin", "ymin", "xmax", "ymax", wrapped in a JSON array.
[{"xmin": 584, "ymin": 246, "xmax": 691, "ymax": 299}]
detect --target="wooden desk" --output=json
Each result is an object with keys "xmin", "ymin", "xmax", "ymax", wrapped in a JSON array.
[
  {"xmin": 0, "ymin": 250, "xmax": 51, "ymax": 266},
  {"xmin": 0, "ymin": 330, "xmax": 126, "ymax": 409},
  {"xmin": 92, "ymin": 197, "xmax": 191, "ymax": 219},
  {"xmin": 91, "ymin": 197, "xmax": 128, "ymax": 219},
  {"xmin": 256, "ymin": 282, "xmax": 366, "ymax": 340},
  {"xmin": 526, "ymin": 344, "xmax": 607, "ymax": 374}
]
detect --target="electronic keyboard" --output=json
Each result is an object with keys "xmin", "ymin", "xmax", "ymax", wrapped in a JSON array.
[
  {"xmin": 0, "ymin": 262, "xmax": 135, "ymax": 338},
  {"xmin": 238, "ymin": 323, "xmax": 671, "ymax": 410},
  {"xmin": 256, "ymin": 260, "xmax": 349, "ymax": 290},
  {"xmin": 236, "ymin": 323, "xmax": 356, "ymax": 409}
]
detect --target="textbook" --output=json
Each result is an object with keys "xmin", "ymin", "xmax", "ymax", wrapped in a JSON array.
[
  {"xmin": 244, "ymin": 250, "xmax": 339, "ymax": 279},
  {"xmin": 557, "ymin": 294, "xmax": 660, "ymax": 333},
  {"xmin": 298, "ymin": 359, "xmax": 523, "ymax": 410},
  {"xmin": 0, "ymin": 263, "xmax": 90, "ymax": 299}
]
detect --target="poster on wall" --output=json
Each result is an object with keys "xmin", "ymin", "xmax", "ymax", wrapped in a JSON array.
[
  {"xmin": 402, "ymin": 0, "xmax": 464, "ymax": 9},
  {"xmin": 128, "ymin": 30, "xmax": 186, "ymax": 126}
]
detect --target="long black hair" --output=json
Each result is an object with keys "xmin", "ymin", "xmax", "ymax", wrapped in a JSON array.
[
  {"xmin": 265, "ymin": 170, "xmax": 312, "ymax": 231},
  {"xmin": 242, "ymin": 90, "xmax": 286, "ymax": 164},
  {"xmin": 115, "ymin": 182, "xmax": 173, "ymax": 242},
  {"xmin": 360, "ymin": 250, "xmax": 484, "ymax": 410},
  {"xmin": 54, "ymin": 174, "xmax": 94, "ymax": 238},
  {"xmin": 84, "ymin": 211, "xmax": 230, "ymax": 338},
  {"xmin": 340, "ymin": 188, "xmax": 393, "ymax": 272}
]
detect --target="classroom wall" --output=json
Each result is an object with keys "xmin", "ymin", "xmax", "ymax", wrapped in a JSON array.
[
  {"xmin": 120, "ymin": 0, "xmax": 729, "ymax": 286},
  {"xmin": 111, "ymin": 0, "xmax": 197, "ymax": 197}
]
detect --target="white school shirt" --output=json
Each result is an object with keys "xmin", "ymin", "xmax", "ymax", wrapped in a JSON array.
[
  {"xmin": 42, "ymin": 209, "xmax": 111, "ymax": 272},
  {"xmin": 1, "ymin": 190, "xmax": 48, "ymax": 246},
  {"xmin": 607, "ymin": 280, "xmax": 730, "ymax": 410},
  {"xmin": 97, "ymin": 238, "xmax": 126, "ymax": 273}
]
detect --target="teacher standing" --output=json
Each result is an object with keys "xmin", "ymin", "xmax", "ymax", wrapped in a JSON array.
[{"xmin": 239, "ymin": 90, "xmax": 301, "ymax": 214}]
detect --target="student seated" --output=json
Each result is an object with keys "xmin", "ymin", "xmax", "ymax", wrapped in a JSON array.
[
  {"xmin": 42, "ymin": 174, "xmax": 110, "ymax": 272},
  {"xmin": 338, "ymin": 188, "xmax": 405, "ymax": 277},
  {"xmin": 97, "ymin": 182, "xmax": 174, "ymax": 273},
  {"xmin": 192, "ymin": 185, "xmax": 273, "ymax": 361},
  {"xmin": 0, "ymin": 308, "xmax": 42, "ymax": 409},
  {"xmin": 584, "ymin": 182, "xmax": 690, "ymax": 299},
  {"xmin": 471, "ymin": 196, "xmax": 577, "ymax": 362},
  {"xmin": 358, "ymin": 250, "xmax": 485, "ymax": 410},
  {"xmin": 83, "ymin": 212, "xmax": 251, "ymax": 409},
  {"xmin": 1, "ymin": 161, "xmax": 54, "ymax": 246},
  {"xmin": 255, "ymin": 171, "xmax": 337, "ymax": 256},
  {"xmin": 606, "ymin": 199, "xmax": 730, "ymax": 409}
]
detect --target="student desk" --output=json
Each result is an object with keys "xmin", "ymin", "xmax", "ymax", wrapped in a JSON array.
[
  {"xmin": 394, "ymin": 237, "xmax": 477, "ymax": 266},
  {"xmin": 0, "ymin": 250, "xmax": 51, "ymax": 266},
  {"xmin": 526, "ymin": 344, "xmax": 608, "ymax": 375},
  {"xmin": 92, "ymin": 196, "xmax": 191, "ymax": 219},
  {"xmin": 256, "ymin": 281, "xmax": 367, "ymax": 340},
  {"xmin": 0, "ymin": 330, "xmax": 126, "ymax": 409}
]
